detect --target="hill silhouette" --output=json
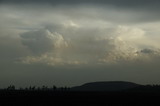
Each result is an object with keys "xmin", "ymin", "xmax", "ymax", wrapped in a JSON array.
[
  {"xmin": 1, "ymin": 81, "xmax": 160, "ymax": 105},
  {"xmin": 71, "ymin": 81, "xmax": 141, "ymax": 91}
]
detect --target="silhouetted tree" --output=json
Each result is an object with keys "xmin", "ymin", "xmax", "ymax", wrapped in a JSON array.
[
  {"xmin": 37, "ymin": 87, "xmax": 41, "ymax": 91},
  {"xmin": 7, "ymin": 85, "xmax": 15, "ymax": 90},
  {"xmin": 19, "ymin": 87, "xmax": 23, "ymax": 90},
  {"xmin": 42, "ymin": 85, "xmax": 48, "ymax": 90},
  {"xmin": 25, "ymin": 87, "xmax": 29, "ymax": 90},
  {"xmin": 52, "ymin": 85, "xmax": 57, "ymax": 91},
  {"xmin": 29, "ymin": 86, "xmax": 36, "ymax": 91}
]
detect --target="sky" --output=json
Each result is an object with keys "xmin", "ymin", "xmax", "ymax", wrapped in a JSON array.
[{"xmin": 1, "ymin": 0, "xmax": 160, "ymax": 88}]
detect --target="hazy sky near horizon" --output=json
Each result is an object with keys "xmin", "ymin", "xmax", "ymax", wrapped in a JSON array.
[{"xmin": 1, "ymin": 0, "xmax": 160, "ymax": 87}]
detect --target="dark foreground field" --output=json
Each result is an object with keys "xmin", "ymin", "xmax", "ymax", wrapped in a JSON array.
[{"xmin": 0, "ymin": 90, "xmax": 160, "ymax": 105}]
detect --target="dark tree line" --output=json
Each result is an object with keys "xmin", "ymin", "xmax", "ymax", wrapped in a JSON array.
[
  {"xmin": 2, "ymin": 84, "xmax": 160, "ymax": 92},
  {"xmin": 2, "ymin": 85, "xmax": 70, "ymax": 91}
]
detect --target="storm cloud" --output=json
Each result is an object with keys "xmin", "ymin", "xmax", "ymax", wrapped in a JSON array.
[{"xmin": 0, "ymin": 0, "xmax": 160, "ymax": 87}]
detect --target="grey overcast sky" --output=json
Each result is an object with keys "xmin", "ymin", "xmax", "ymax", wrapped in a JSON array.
[{"xmin": 1, "ymin": 0, "xmax": 160, "ymax": 88}]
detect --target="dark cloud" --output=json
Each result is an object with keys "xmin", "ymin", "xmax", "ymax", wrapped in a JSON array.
[
  {"xmin": 0, "ymin": 0, "xmax": 159, "ymax": 5},
  {"xmin": 0, "ymin": 0, "xmax": 160, "ymax": 11},
  {"xmin": 140, "ymin": 48, "xmax": 154, "ymax": 54},
  {"xmin": 20, "ymin": 29, "xmax": 55, "ymax": 54},
  {"xmin": 1, "ymin": 0, "xmax": 160, "ymax": 23},
  {"xmin": 1, "ymin": 0, "xmax": 160, "ymax": 10}
]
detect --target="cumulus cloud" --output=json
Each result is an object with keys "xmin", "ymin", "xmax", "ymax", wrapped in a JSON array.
[
  {"xmin": 20, "ymin": 29, "xmax": 68, "ymax": 54},
  {"xmin": 1, "ymin": 2, "xmax": 160, "ymax": 86},
  {"xmin": 18, "ymin": 24, "xmax": 160, "ymax": 66}
]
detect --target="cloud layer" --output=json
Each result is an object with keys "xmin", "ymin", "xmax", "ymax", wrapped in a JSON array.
[
  {"xmin": 18, "ymin": 25, "xmax": 160, "ymax": 66},
  {"xmin": 1, "ymin": 2, "xmax": 160, "ymax": 87}
]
